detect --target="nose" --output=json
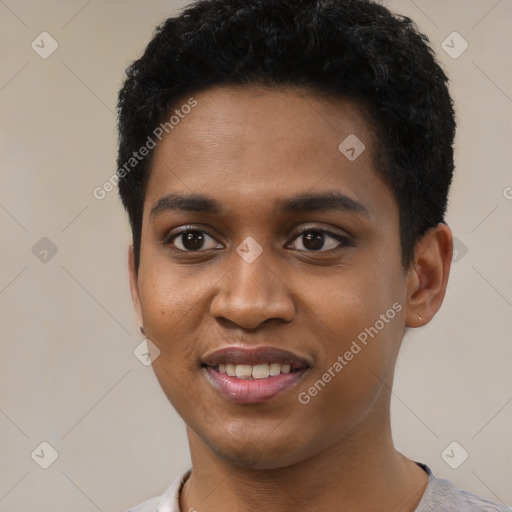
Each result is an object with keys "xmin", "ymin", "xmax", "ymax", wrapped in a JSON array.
[{"xmin": 209, "ymin": 248, "xmax": 295, "ymax": 330}]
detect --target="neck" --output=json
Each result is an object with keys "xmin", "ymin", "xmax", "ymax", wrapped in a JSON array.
[{"xmin": 180, "ymin": 412, "xmax": 428, "ymax": 512}]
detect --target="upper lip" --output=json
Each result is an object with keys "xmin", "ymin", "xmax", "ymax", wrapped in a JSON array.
[{"xmin": 202, "ymin": 346, "xmax": 311, "ymax": 370}]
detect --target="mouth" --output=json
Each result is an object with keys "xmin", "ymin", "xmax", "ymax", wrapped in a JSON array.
[{"xmin": 201, "ymin": 346, "xmax": 310, "ymax": 404}]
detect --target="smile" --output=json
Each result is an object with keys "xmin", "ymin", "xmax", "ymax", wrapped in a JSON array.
[
  {"xmin": 202, "ymin": 346, "xmax": 310, "ymax": 403},
  {"xmin": 218, "ymin": 362, "xmax": 293, "ymax": 378}
]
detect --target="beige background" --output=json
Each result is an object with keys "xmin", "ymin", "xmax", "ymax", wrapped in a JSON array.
[{"xmin": 0, "ymin": 0, "xmax": 511, "ymax": 510}]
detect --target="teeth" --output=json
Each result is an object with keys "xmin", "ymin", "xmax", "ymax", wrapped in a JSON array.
[
  {"xmin": 217, "ymin": 363, "xmax": 295, "ymax": 378},
  {"xmin": 235, "ymin": 364, "xmax": 252, "ymax": 378},
  {"xmin": 252, "ymin": 364, "xmax": 270, "ymax": 379},
  {"xmin": 269, "ymin": 363, "xmax": 281, "ymax": 376}
]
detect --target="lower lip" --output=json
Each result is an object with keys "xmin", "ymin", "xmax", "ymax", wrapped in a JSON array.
[{"xmin": 204, "ymin": 367, "xmax": 307, "ymax": 404}]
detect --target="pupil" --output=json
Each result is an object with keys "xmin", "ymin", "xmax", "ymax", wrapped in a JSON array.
[
  {"xmin": 303, "ymin": 231, "xmax": 324, "ymax": 250},
  {"xmin": 183, "ymin": 231, "xmax": 204, "ymax": 250}
]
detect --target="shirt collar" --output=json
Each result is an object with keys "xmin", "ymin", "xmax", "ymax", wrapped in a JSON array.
[{"xmin": 157, "ymin": 469, "xmax": 191, "ymax": 512}]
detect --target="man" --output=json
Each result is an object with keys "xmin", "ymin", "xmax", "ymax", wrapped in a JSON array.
[{"xmin": 116, "ymin": 0, "xmax": 510, "ymax": 510}]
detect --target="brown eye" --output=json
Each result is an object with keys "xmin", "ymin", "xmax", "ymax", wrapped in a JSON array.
[
  {"xmin": 169, "ymin": 230, "xmax": 222, "ymax": 252},
  {"xmin": 302, "ymin": 231, "xmax": 325, "ymax": 251},
  {"xmin": 289, "ymin": 229, "xmax": 352, "ymax": 252}
]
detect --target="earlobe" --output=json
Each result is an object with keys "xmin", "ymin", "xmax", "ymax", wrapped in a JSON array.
[
  {"xmin": 405, "ymin": 223, "xmax": 453, "ymax": 328},
  {"xmin": 128, "ymin": 244, "xmax": 144, "ymax": 329}
]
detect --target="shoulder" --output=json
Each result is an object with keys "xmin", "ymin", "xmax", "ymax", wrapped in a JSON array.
[{"xmin": 416, "ymin": 464, "xmax": 511, "ymax": 512}]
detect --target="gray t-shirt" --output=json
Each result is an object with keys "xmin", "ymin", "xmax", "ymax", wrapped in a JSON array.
[{"xmin": 128, "ymin": 463, "xmax": 511, "ymax": 512}]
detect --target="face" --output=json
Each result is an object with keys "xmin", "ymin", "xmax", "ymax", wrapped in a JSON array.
[{"xmin": 129, "ymin": 85, "xmax": 413, "ymax": 468}]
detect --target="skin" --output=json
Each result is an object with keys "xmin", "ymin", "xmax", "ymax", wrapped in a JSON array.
[{"xmin": 128, "ymin": 85, "xmax": 453, "ymax": 512}]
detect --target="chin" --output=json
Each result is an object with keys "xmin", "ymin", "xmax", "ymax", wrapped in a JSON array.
[{"xmin": 200, "ymin": 429, "xmax": 317, "ymax": 470}]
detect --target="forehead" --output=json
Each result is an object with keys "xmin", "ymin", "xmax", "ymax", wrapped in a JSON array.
[{"xmin": 144, "ymin": 85, "xmax": 393, "ymax": 220}]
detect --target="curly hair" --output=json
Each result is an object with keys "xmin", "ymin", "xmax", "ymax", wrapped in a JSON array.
[{"xmin": 117, "ymin": 0, "xmax": 456, "ymax": 271}]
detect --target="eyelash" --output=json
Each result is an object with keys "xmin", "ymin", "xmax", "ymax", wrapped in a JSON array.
[{"xmin": 163, "ymin": 226, "xmax": 353, "ymax": 254}]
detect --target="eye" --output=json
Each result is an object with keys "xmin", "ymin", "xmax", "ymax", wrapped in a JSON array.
[
  {"xmin": 288, "ymin": 229, "xmax": 352, "ymax": 252},
  {"xmin": 166, "ymin": 229, "xmax": 223, "ymax": 252}
]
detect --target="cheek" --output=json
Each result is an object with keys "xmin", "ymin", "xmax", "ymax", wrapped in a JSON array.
[
  {"xmin": 138, "ymin": 267, "xmax": 202, "ymax": 411},
  {"xmin": 138, "ymin": 258, "xmax": 208, "ymax": 331},
  {"xmin": 308, "ymin": 266, "xmax": 403, "ymax": 342},
  {"xmin": 137, "ymin": 265, "xmax": 200, "ymax": 366},
  {"xmin": 300, "ymin": 271, "xmax": 405, "ymax": 407}
]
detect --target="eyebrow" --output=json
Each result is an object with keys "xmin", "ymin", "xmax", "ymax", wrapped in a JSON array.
[
  {"xmin": 150, "ymin": 193, "xmax": 220, "ymax": 217},
  {"xmin": 277, "ymin": 191, "xmax": 369, "ymax": 217},
  {"xmin": 149, "ymin": 191, "xmax": 370, "ymax": 219}
]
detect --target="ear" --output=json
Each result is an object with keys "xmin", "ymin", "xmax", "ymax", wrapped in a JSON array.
[
  {"xmin": 128, "ymin": 244, "xmax": 144, "ymax": 330},
  {"xmin": 404, "ymin": 223, "xmax": 453, "ymax": 328}
]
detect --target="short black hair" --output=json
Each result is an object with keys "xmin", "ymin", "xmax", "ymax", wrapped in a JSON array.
[{"xmin": 117, "ymin": 0, "xmax": 456, "ymax": 272}]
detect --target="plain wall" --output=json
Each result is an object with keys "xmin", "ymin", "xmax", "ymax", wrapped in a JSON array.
[{"xmin": 0, "ymin": 1, "xmax": 510, "ymax": 510}]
